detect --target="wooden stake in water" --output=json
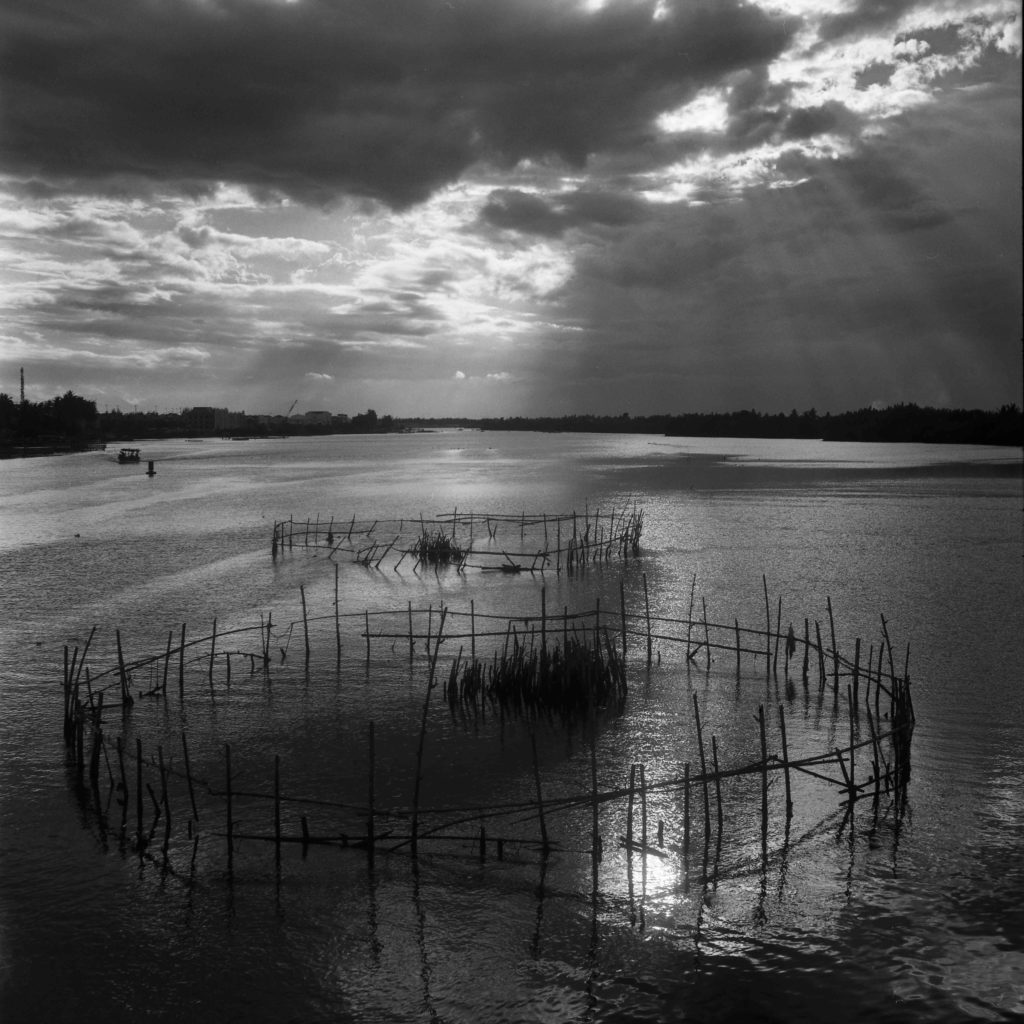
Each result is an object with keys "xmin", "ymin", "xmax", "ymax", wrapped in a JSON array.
[
  {"xmin": 735, "ymin": 619, "xmax": 741, "ymax": 678},
  {"xmin": 762, "ymin": 575, "xmax": 772, "ymax": 677},
  {"xmin": 639, "ymin": 762, "xmax": 648, "ymax": 850},
  {"xmin": 853, "ymin": 638, "xmax": 862, "ymax": 705},
  {"xmin": 772, "ymin": 595, "xmax": 782, "ymax": 678},
  {"xmin": 163, "ymin": 630, "xmax": 172, "ymax": 694},
  {"xmin": 158, "ymin": 744, "xmax": 171, "ymax": 857},
  {"xmin": 181, "ymin": 731, "xmax": 199, "ymax": 822},
  {"xmin": 411, "ymin": 609, "xmax": 447, "ymax": 857},
  {"xmin": 827, "ymin": 596, "xmax": 839, "ymax": 693},
  {"xmin": 682, "ymin": 761, "xmax": 691, "ymax": 862},
  {"xmin": 334, "ymin": 564, "xmax": 341, "ymax": 668},
  {"xmin": 692, "ymin": 694, "xmax": 711, "ymax": 838},
  {"xmin": 208, "ymin": 618, "xmax": 217, "ymax": 691},
  {"xmin": 778, "ymin": 704, "xmax": 793, "ymax": 819},
  {"xmin": 758, "ymin": 705, "xmax": 769, "ymax": 854},
  {"xmin": 711, "ymin": 735, "xmax": 723, "ymax": 840},
  {"xmin": 626, "ymin": 763, "xmax": 636, "ymax": 851},
  {"xmin": 116, "ymin": 629, "xmax": 129, "ymax": 703},
  {"xmin": 702, "ymin": 596, "xmax": 711, "ymax": 669},
  {"xmin": 300, "ymin": 586, "xmax": 310, "ymax": 665},
  {"xmin": 643, "ymin": 573, "xmax": 652, "ymax": 667},
  {"xmin": 620, "ymin": 579, "xmax": 628, "ymax": 659}
]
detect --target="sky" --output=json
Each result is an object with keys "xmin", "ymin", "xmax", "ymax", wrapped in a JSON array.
[{"xmin": 0, "ymin": 0, "xmax": 1020, "ymax": 419}]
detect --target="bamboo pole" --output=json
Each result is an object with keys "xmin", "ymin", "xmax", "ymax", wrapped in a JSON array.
[
  {"xmin": 163, "ymin": 630, "xmax": 172, "ymax": 694},
  {"xmin": 692, "ymin": 694, "xmax": 711, "ymax": 839},
  {"xmin": 209, "ymin": 618, "xmax": 217, "ymax": 690},
  {"xmin": 158, "ymin": 744, "xmax": 171, "ymax": 856},
  {"xmin": 643, "ymin": 573, "xmax": 652, "ymax": 667},
  {"xmin": 682, "ymin": 761, "xmax": 691, "ymax": 861},
  {"xmin": 639, "ymin": 762, "xmax": 648, "ymax": 851},
  {"xmin": 116, "ymin": 629, "xmax": 129, "ymax": 703},
  {"xmin": 300, "ymin": 586, "xmax": 310, "ymax": 665},
  {"xmin": 411, "ymin": 609, "xmax": 447, "ymax": 856},
  {"xmin": 773, "ymin": 595, "xmax": 782, "ymax": 678},
  {"xmin": 827, "ymin": 596, "xmax": 839, "ymax": 693},
  {"xmin": 620, "ymin": 580, "xmax": 627, "ymax": 660},
  {"xmin": 116, "ymin": 735, "xmax": 127, "ymax": 831},
  {"xmin": 710, "ymin": 735, "xmax": 723, "ymax": 840},
  {"xmin": 335, "ymin": 564, "xmax": 341, "ymax": 668},
  {"xmin": 758, "ymin": 704, "xmax": 769, "ymax": 854},
  {"xmin": 626, "ymin": 763, "xmax": 636, "ymax": 851},
  {"xmin": 762, "ymin": 575, "xmax": 771, "ymax": 677},
  {"xmin": 853, "ymin": 637, "xmax": 861, "ymax": 705},
  {"xmin": 181, "ymin": 731, "xmax": 199, "ymax": 822},
  {"xmin": 802, "ymin": 618, "xmax": 810, "ymax": 684},
  {"xmin": 702, "ymin": 597, "xmax": 711, "ymax": 669},
  {"xmin": 778, "ymin": 704, "xmax": 793, "ymax": 819},
  {"xmin": 848, "ymin": 684, "xmax": 856, "ymax": 798},
  {"xmin": 815, "ymin": 621, "xmax": 826, "ymax": 689}
]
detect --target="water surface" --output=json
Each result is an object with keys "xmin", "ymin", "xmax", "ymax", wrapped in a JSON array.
[{"xmin": 1, "ymin": 432, "xmax": 1021, "ymax": 1023}]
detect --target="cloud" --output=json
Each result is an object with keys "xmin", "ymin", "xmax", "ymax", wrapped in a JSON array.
[
  {"xmin": 0, "ymin": 0, "xmax": 1019, "ymax": 417},
  {"xmin": 478, "ymin": 187, "xmax": 650, "ymax": 237},
  {"xmin": 0, "ymin": 0, "xmax": 795, "ymax": 209}
]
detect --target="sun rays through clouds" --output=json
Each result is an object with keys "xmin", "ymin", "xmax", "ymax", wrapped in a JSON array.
[{"xmin": 0, "ymin": 0, "xmax": 1019, "ymax": 415}]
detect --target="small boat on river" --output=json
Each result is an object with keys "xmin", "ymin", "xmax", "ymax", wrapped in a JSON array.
[{"xmin": 117, "ymin": 448, "xmax": 141, "ymax": 463}]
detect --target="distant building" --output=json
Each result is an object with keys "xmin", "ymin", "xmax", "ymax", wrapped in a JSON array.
[
  {"xmin": 184, "ymin": 406, "xmax": 246, "ymax": 432},
  {"xmin": 290, "ymin": 410, "xmax": 333, "ymax": 426}
]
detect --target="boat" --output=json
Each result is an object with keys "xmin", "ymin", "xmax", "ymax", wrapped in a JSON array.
[{"xmin": 117, "ymin": 448, "xmax": 141, "ymax": 463}]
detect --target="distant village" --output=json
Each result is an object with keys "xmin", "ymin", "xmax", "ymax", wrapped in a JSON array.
[
  {"xmin": 1, "ymin": 375, "xmax": 1021, "ymax": 456},
  {"xmin": 0, "ymin": 376, "xmax": 407, "ymax": 454}
]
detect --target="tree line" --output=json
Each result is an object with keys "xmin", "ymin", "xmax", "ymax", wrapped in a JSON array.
[
  {"xmin": 411, "ymin": 404, "xmax": 1022, "ymax": 446},
  {"xmin": 3, "ymin": 390, "xmax": 1021, "ymax": 452}
]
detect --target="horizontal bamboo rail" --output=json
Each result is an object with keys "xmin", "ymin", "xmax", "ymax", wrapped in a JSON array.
[{"xmin": 271, "ymin": 505, "xmax": 645, "ymax": 575}]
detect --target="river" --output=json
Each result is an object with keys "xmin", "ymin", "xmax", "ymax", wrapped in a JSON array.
[{"xmin": 0, "ymin": 431, "xmax": 1021, "ymax": 1023}]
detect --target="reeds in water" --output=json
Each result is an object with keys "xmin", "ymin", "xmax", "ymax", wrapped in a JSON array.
[
  {"xmin": 411, "ymin": 529, "xmax": 469, "ymax": 570},
  {"xmin": 444, "ymin": 627, "xmax": 627, "ymax": 721}
]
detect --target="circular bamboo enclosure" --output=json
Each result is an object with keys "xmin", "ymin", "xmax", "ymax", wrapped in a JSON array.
[
  {"xmin": 271, "ymin": 505, "xmax": 645, "ymax": 574},
  {"xmin": 58, "ymin": 575, "xmax": 915, "ymax": 909}
]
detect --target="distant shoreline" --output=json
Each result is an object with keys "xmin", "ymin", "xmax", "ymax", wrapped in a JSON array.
[{"xmin": 3, "ymin": 401, "xmax": 1021, "ymax": 454}]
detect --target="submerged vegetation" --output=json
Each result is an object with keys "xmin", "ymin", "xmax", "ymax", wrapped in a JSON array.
[
  {"xmin": 411, "ymin": 529, "xmax": 469, "ymax": 568},
  {"xmin": 444, "ymin": 628, "xmax": 628, "ymax": 722}
]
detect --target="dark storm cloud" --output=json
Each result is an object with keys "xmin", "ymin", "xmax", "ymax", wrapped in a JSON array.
[
  {"xmin": 479, "ymin": 187, "xmax": 650, "ymax": 237},
  {"xmin": 0, "ymin": 0, "xmax": 795, "ymax": 208}
]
